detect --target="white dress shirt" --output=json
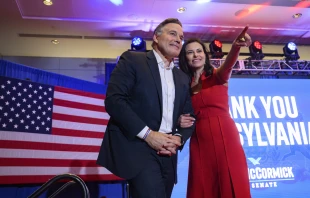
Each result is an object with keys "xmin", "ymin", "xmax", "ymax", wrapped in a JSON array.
[{"xmin": 137, "ymin": 50, "xmax": 176, "ymax": 138}]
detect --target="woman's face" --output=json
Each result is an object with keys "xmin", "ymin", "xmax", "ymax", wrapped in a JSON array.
[{"xmin": 185, "ymin": 42, "xmax": 206, "ymax": 70}]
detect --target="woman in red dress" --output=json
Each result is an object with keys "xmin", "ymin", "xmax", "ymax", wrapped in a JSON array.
[{"xmin": 178, "ymin": 27, "xmax": 252, "ymax": 198}]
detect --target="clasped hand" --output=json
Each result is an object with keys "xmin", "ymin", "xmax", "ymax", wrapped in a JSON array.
[{"xmin": 145, "ymin": 131, "xmax": 181, "ymax": 156}]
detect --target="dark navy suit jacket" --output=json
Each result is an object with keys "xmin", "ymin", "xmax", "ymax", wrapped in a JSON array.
[{"xmin": 97, "ymin": 50, "xmax": 195, "ymax": 181}]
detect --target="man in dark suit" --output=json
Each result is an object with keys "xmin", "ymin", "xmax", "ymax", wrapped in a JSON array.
[{"xmin": 97, "ymin": 18, "xmax": 195, "ymax": 198}]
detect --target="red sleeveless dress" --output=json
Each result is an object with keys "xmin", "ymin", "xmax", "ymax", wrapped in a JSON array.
[{"xmin": 187, "ymin": 69, "xmax": 251, "ymax": 198}]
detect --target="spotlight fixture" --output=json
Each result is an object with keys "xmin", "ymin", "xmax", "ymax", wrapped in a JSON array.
[
  {"xmin": 130, "ymin": 37, "xmax": 146, "ymax": 52},
  {"xmin": 177, "ymin": 7, "xmax": 186, "ymax": 13},
  {"xmin": 51, "ymin": 39, "xmax": 59, "ymax": 44},
  {"xmin": 283, "ymin": 42, "xmax": 300, "ymax": 61},
  {"xmin": 292, "ymin": 13, "xmax": 302, "ymax": 19},
  {"xmin": 197, "ymin": 0, "xmax": 211, "ymax": 3},
  {"xmin": 43, "ymin": 0, "xmax": 53, "ymax": 6},
  {"xmin": 209, "ymin": 39, "xmax": 224, "ymax": 59},
  {"xmin": 249, "ymin": 41, "xmax": 265, "ymax": 60}
]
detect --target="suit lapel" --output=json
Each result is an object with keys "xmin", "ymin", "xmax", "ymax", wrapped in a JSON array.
[
  {"xmin": 172, "ymin": 67, "xmax": 181, "ymax": 126},
  {"xmin": 147, "ymin": 51, "xmax": 163, "ymax": 113}
]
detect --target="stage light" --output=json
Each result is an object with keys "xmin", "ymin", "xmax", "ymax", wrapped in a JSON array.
[
  {"xmin": 43, "ymin": 0, "xmax": 53, "ymax": 6},
  {"xmin": 209, "ymin": 39, "xmax": 224, "ymax": 59},
  {"xmin": 283, "ymin": 42, "xmax": 300, "ymax": 61},
  {"xmin": 131, "ymin": 37, "xmax": 146, "ymax": 52},
  {"xmin": 249, "ymin": 41, "xmax": 265, "ymax": 60},
  {"xmin": 109, "ymin": 0, "xmax": 123, "ymax": 6}
]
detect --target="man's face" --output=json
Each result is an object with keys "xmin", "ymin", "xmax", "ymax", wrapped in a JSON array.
[{"xmin": 153, "ymin": 23, "xmax": 184, "ymax": 59}]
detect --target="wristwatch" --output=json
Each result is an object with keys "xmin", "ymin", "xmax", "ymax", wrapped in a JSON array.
[{"xmin": 173, "ymin": 133, "xmax": 184, "ymax": 145}]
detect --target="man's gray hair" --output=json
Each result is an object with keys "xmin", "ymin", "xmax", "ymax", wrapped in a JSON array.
[{"xmin": 152, "ymin": 18, "xmax": 183, "ymax": 48}]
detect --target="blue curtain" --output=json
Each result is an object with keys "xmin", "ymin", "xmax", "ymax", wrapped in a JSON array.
[
  {"xmin": 0, "ymin": 60, "xmax": 127, "ymax": 198},
  {"xmin": 105, "ymin": 63, "xmax": 116, "ymax": 85},
  {"xmin": 0, "ymin": 60, "xmax": 107, "ymax": 94}
]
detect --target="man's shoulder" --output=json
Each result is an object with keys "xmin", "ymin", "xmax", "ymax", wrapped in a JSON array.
[
  {"xmin": 121, "ymin": 50, "xmax": 150, "ymax": 59},
  {"xmin": 174, "ymin": 66, "xmax": 189, "ymax": 77},
  {"xmin": 174, "ymin": 67, "xmax": 191, "ymax": 83}
]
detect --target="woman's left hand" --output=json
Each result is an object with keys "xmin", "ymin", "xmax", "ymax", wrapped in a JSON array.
[
  {"xmin": 233, "ymin": 26, "xmax": 252, "ymax": 48},
  {"xmin": 179, "ymin": 113, "xmax": 195, "ymax": 128}
]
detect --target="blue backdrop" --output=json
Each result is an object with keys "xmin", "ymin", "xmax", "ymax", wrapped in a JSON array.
[
  {"xmin": 0, "ymin": 59, "xmax": 107, "ymax": 94},
  {"xmin": 172, "ymin": 78, "xmax": 310, "ymax": 198}
]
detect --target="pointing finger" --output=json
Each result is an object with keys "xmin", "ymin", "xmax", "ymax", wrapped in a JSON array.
[{"xmin": 237, "ymin": 25, "xmax": 249, "ymax": 41}]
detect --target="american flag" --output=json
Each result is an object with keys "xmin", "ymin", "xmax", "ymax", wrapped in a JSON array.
[{"xmin": 0, "ymin": 76, "xmax": 121, "ymax": 184}]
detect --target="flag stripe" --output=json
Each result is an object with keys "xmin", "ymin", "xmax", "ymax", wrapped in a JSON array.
[
  {"xmin": 0, "ymin": 149, "xmax": 98, "ymax": 160},
  {"xmin": 55, "ymin": 86, "xmax": 106, "ymax": 100},
  {"xmin": 53, "ymin": 98, "xmax": 106, "ymax": 112},
  {"xmin": 54, "ymin": 91, "xmax": 104, "ymax": 107},
  {"xmin": 0, "ymin": 167, "xmax": 111, "ymax": 176},
  {"xmin": 0, "ymin": 175, "xmax": 122, "ymax": 185},
  {"xmin": 52, "ymin": 120, "xmax": 106, "ymax": 132},
  {"xmin": 0, "ymin": 158, "xmax": 98, "ymax": 167},
  {"xmin": 52, "ymin": 105, "xmax": 109, "ymax": 120},
  {"xmin": 0, "ymin": 131, "xmax": 102, "ymax": 146},
  {"xmin": 52, "ymin": 128, "xmax": 104, "ymax": 139},
  {"xmin": 0, "ymin": 140, "xmax": 100, "ymax": 152},
  {"xmin": 53, "ymin": 113, "xmax": 109, "ymax": 126}
]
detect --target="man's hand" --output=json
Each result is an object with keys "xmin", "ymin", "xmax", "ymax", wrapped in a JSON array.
[
  {"xmin": 157, "ymin": 135, "xmax": 182, "ymax": 156},
  {"xmin": 145, "ymin": 131, "xmax": 181, "ymax": 156},
  {"xmin": 179, "ymin": 113, "xmax": 195, "ymax": 128}
]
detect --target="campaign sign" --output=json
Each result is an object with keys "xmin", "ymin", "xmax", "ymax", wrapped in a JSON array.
[{"xmin": 172, "ymin": 78, "xmax": 310, "ymax": 198}]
